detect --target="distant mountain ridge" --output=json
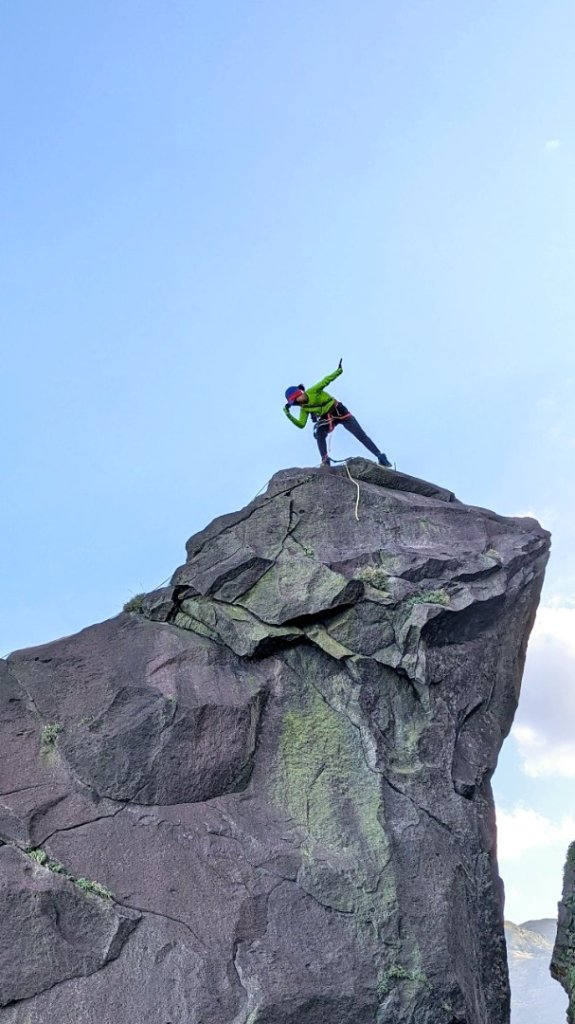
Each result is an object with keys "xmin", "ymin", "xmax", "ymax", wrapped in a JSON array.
[{"xmin": 506, "ymin": 919, "xmax": 567, "ymax": 1023}]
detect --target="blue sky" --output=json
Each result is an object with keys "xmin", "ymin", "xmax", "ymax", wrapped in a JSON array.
[{"xmin": 1, "ymin": 1, "xmax": 574, "ymax": 928}]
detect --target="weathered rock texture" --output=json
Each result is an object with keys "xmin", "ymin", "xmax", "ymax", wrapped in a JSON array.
[
  {"xmin": 0, "ymin": 459, "xmax": 549, "ymax": 1023},
  {"xmin": 552, "ymin": 842, "xmax": 575, "ymax": 1021}
]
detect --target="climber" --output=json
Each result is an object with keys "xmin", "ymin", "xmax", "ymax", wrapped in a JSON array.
[{"xmin": 283, "ymin": 359, "xmax": 392, "ymax": 468}]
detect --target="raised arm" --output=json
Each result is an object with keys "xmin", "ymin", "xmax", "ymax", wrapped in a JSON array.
[{"xmin": 313, "ymin": 360, "xmax": 343, "ymax": 391}]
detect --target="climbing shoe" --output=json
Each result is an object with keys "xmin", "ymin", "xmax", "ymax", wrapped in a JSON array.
[
  {"xmin": 378, "ymin": 453, "xmax": 392, "ymax": 467},
  {"xmin": 320, "ymin": 457, "xmax": 332, "ymax": 469}
]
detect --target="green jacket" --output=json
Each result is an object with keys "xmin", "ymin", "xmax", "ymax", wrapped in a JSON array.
[{"xmin": 283, "ymin": 366, "xmax": 343, "ymax": 429}]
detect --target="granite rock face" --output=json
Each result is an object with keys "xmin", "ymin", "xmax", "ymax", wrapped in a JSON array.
[
  {"xmin": 0, "ymin": 843, "xmax": 139, "ymax": 1006},
  {"xmin": 552, "ymin": 842, "xmax": 575, "ymax": 1022},
  {"xmin": 0, "ymin": 460, "xmax": 549, "ymax": 1023}
]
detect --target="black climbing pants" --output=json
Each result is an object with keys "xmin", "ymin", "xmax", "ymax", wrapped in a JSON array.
[{"xmin": 313, "ymin": 401, "xmax": 381, "ymax": 462}]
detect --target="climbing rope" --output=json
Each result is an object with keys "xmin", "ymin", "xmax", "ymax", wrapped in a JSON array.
[
  {"xmin": 152, "ymin": 573, "xmax": 173, "ymax": 591},
  {"xmin": 343, "ymin": 459, "xmax": 361, "ymax": 521},
  {"xmin": 252, "ymin": 479, "xmax": 269, "ymax": 500}
]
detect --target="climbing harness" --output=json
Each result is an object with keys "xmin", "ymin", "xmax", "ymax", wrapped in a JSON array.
[
  {"xmin": 312, "ymin": 403, "xmax": 352, "ymax": 439},
  {"xmin": 321, "ymin": 412, "xmax": 396, "ymax": 522}
]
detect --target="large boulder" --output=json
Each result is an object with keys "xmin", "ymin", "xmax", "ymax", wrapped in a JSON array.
[{"xmin": 0, "ymin": 460, "xmax": 549, "ymax": 1023}]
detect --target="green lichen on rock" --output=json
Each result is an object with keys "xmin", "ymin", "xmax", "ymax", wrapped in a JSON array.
[
  {"xmin": 377, "ymin": 962, "xmax": 428, "ymax": 998},
  {"xmin": 388, "ymin": 713, "xmax": 428, "ymax": 777},
  {"xmin": 276, "ymin": 685, "xmax": 378, "ymax": 847},
  {"xmin": 237, "ymin": 556, "xmax": 360, "ymax": 625},
  {"xmin": 273, "ymin": 671, "xmax": 396, "ymax": 931},
  {"xmin": 406, "ymin": 588, "xmax": 450, "ymax": 608},
  {"xmin": 173, "ymin": 608, "xmax": 219, "ymax": 642},
  {"xmin": 177, "ymin": 595, "xmax": 303, "ymax": 656},
  {"xmin": 305, "ymin": 624, "xmax": 354, "ymax": 660}
]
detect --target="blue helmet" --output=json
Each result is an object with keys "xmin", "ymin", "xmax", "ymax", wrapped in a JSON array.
[{"xmin": 285, "ymin": 386, "xmax": 305, "ymax": 405}]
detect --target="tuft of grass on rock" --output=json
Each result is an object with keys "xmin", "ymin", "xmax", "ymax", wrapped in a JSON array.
[
  {"xmin": 75, "ymin": 877, "xmax": 113, "ymax": 899},
  {"xmin": 26, "ymin": 848, "xmax": 113, "ymax": 899},
  {"xmin": 28, "ymin": 848, "xmax": 48, "ymax": 866},
  {"xmin": 123, "ymin": 593, "xmax": 147, "ymax": 614},
  {"xmin": 40, "ymin": 722, "xmax": 63, "ymax": 758},
  {"xmin": 27, "ymin": 848, "xmax": 68, "ymax": 876},
  {"xmin": 356, "ymin": 565, "xmax": 390, "ymax": 591}
]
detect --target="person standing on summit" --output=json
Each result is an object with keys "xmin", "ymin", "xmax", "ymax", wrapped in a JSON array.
[{"xmin": 283, "ymin": 359, "xmax": 392, "ymax": 468}]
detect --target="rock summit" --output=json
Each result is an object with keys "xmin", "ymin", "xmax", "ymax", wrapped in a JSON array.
[{"xmin": 0, "ymin": 460, "xmax": 549, "ymax": 1023}]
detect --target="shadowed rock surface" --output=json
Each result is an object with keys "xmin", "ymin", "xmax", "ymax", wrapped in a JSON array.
[
  {"xmin": 0, "ymin": 459, "xmax": 549, "ymax": 1023},
  {"xmin": 552, "ymin": 842, "xmax": 575, "ymax": 1022}
]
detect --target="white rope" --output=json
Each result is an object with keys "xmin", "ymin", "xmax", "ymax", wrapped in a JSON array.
[{"xmin": 343, "ymin": 460, "xmax": 361, "ymax": 521}]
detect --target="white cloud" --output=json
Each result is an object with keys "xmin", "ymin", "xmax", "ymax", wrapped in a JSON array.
[
  {"xmin": 507, "ymin": 505, "xmax": 557, "ymax": 529},
  {"xmin": 531, "ymin": 604, "xmax": 575, "ymax": 655},
  {"xmin": 513, "ymin": 727, "xmax": 575, "ymax": 777},
  {"xmin": 512, "ymin": 605, "xmax": 575, "ymax": 776},
  {"xmin": 497, "ymin": 805, "xmax": 575, "ymax": 861},
  {"xmin": 545, "ymin": 139, "xmax": 560, "ymax": 150}
]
